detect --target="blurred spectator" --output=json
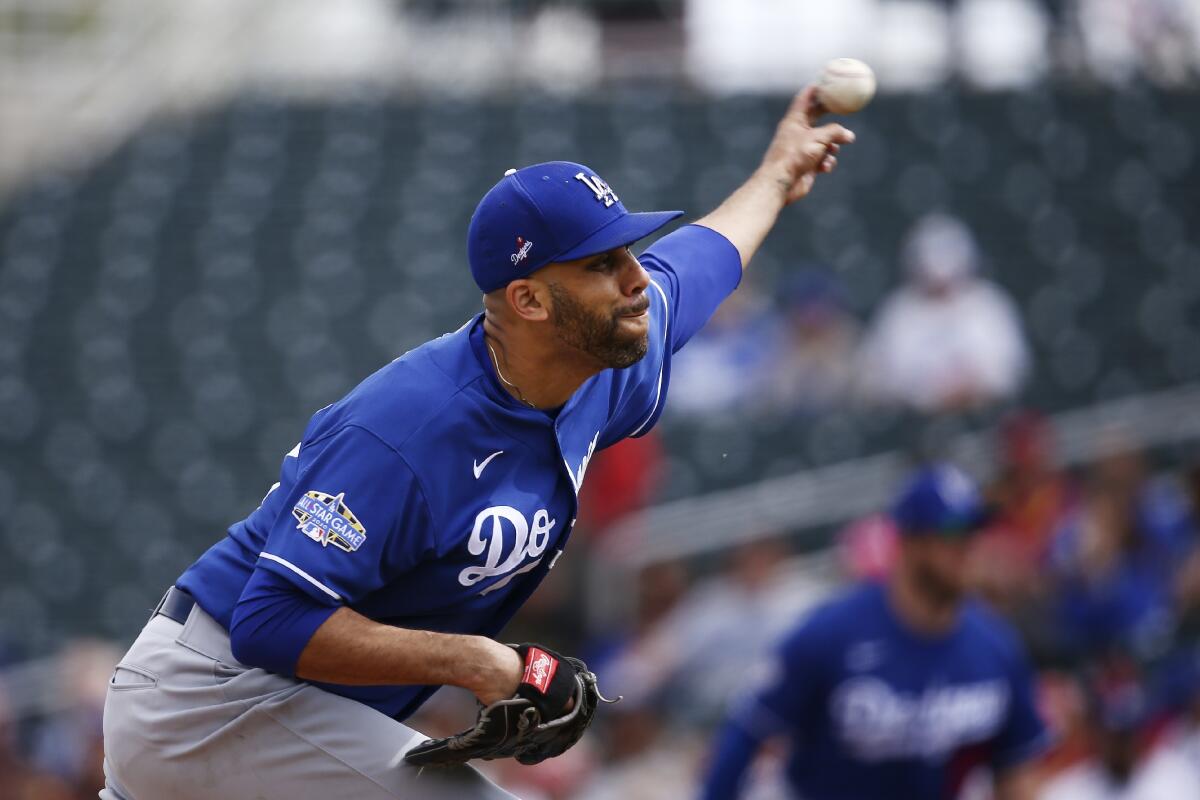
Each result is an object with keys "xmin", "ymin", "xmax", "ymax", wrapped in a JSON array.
[
  {"xmin": 487, "ymin": 739, "xmax": 595, "ymax": 800},
  {"xmin": 1173, "ymin": 463, "xmax": 1200, "ymax": 640},
  {"xmin": 575, "ymin": 701, "xmax": 702, "ymax": 800},
  {"xmin": 0, "ymin": 688, "xmax": 43, "ymax": 800},
  {"xmin": 836, "ymin": 512, "xmax": 899, "ymax": 581},
  {"xmin": 1038, "ymin": 658, "xmax": 1200, "ymax": 799},
  {"xmin": 760, "ymin": 271, "xmax": 860, "ymax": 416},
  {"xmin": 585, "ymin": 561, "xmax": 691, "ymax": 686},
  {"xmin": 667, "ymin": 287, "xmax": 782, "ymax": 417},
  {"xmin": 988, "ymin": 411, "xmax": 1077, "ymax": 561},
  {"xmin": 1140, "ymin": 652, "xmax": 1200, "ymax": 795},
  {"xmin": 1077, "ymin": 0, "xmax": 1200, "ymax": 85},
  {"xmin": 30, "ymin": 640, "xmax": 117, "ymax": 797},
  {"xmin": 599, "ymin": 540, "xmax": 829, "ymax": 726},
  {"xmin": 1039, "ymin": 661, "xmax": 1150, "ymax": 799},
  {"xmin": 971, "ymin": 412, "xmax": 1076, "ymax": 649},
  {"xmin": 0, "ymin": 666, "xmax": 96, "ymax": 800},
  {"xmin": 569, "ymin": 563, "xmax": 701, "ymax": 799},
  {"xmin": 1046, "ymin": 447, "xmax": 1194, "ymax": 662},
  {"xmin": 857, "ymin": 214, "xmax": 1030, "ymax": 413},
  {"xmin": 1036, "ymin": 670, "xmax": 1094, "ymax": 774}
]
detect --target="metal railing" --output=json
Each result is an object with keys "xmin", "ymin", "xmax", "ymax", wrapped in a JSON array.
[{"xmin": 587, "ymin": 383, "xmax": 1200, "ymax": 623}]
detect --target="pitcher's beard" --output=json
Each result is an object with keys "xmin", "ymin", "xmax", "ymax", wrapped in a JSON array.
[{"xmin": 549, "ymin": 283, "xmax": 648, "ymax": 369}]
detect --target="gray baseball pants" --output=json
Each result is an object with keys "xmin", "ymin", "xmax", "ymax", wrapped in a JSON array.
[{"xmin": 100, "ymin": 603, "xmax": 517, "ymax": 800}]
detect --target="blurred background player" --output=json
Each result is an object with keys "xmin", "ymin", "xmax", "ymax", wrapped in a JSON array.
[{"xmin": 701, "ymin": 464, "xmax": 1050, "ymax": 800}]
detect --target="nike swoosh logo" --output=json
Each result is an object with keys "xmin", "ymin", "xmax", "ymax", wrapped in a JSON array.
[{"xmin": 473, "ymin": 450, "xmax": 504, "ymax": 479}]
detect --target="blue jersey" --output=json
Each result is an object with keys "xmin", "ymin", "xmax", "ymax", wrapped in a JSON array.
[
  {"xmin": 177, "ymin": 224, "xmax": 741, "ymax": 720},
  {"xmin": 705, "ymin": 582, "xmax": 1049, "ymax": 799}
]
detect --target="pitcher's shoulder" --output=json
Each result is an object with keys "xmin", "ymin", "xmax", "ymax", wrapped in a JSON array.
[{"xmin": 316, "ymin": 321, "xmax": 486, "ymax": 449}]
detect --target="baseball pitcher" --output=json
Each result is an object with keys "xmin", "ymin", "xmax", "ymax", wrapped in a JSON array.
[{"xmin": 100, "ymin": 87, "xmax": 853, "ymax": 799}]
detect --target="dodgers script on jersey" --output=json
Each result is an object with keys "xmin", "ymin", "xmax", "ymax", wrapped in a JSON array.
[
  {"xmin": 732, "ymin": 582, "xmax": 1049, "ymax": 799},
  {"xmin": 176, "ymin": 223, "xmax": 741, "ymax": 721}
]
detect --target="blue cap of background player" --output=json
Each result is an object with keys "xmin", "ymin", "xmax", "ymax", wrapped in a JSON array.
[
  {"xmin": 467, "ymin": 161, "xmax": 684, "ymax": 293},
  {"xmin": 890, "ymin": 464, "xmax": 991, "ymax": 537}
]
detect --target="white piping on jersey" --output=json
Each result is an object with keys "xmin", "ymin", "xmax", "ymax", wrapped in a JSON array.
[
  {"xmin": 259, "ymin": 552, "xmax": 342, "ymax": 600},
  {"xmin": 261, "ymin": 442, "xmax": 302, "ymax": 504},
  {"xmin": 564, "ymin": 455, "xmax": 578, "ymax": 494},
  {"xmin": 563, "ymin": 431, "xmax": 599, "ymax": 495},
  {"xmin": 562, "ymin": 457, "xmax": 578, "ymax": 494},
  {"xmin": 628, "ymin": 278, "xmax": 670, "ymax": 437},
  {"xmin": 479, "ymin": 557, "xmax": 542, "ymax": 596}
]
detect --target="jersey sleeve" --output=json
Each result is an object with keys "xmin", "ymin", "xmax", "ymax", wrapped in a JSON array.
[
  {"xmin": 638, "ymin": 223, "xmax": 743, "ymax": 353},
  {"xmin": 991, "ymin": 635, "xmax": 1052, "ymax": 770},
  {"xmin": 253, "ymin": 425, "xmax": 437, "ymax": 606}
]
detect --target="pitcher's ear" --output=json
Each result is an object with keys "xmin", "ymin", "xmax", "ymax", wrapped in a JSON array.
[{"xmin": 506, "ymin": 278, "xmax": 551, "ymax": 323}]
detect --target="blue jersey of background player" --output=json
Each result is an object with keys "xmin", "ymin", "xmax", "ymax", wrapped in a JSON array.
[
  {"xmin": 702, "ymin": 464, "xmax": 1051, "ymax": 800},
  {"xmin": 101, "ymin": 89, "xmax": 856, "ymax": 799}
]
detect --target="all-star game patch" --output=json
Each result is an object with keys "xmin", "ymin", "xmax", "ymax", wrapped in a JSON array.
[{"xmin": 292, "ymin": 490, "xmax": 367, "ymax": 552}]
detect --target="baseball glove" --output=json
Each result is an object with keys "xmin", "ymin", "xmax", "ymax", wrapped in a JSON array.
[{"xmin": 403, "ymin": 643, "xmax": 615, "ymax": 767}]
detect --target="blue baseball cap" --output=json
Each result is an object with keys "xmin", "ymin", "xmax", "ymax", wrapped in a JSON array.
[
  {"xmin": 890, "ymin": 464, "xmax": 991, "ymax": 536},
  {"xmin": 467, "ymin": 161, "xmax": 683, "ymax": 293}
]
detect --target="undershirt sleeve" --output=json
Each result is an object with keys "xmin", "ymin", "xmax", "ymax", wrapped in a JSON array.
[{"xmin": 229, "ymin": 567, "xmax": 338, "ymax": 675}]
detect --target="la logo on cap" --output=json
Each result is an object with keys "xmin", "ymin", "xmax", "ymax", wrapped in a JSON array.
[
  {"xmin": 575, "ymin": 172, "xmax": 619, "ymax": 208},
  {"xmin": 467, "ymin": 161, "xmax": 683, "ymax": 293}
]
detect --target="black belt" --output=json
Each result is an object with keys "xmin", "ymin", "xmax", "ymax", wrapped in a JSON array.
[{"xmin": 154, "ymin": 585, "xmax": 196, "ymax": 625}]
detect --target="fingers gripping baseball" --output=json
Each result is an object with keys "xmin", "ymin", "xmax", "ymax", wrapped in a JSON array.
[{"xmin": 763, "ymin": 86, "xmax": 856, "ymax": 204}]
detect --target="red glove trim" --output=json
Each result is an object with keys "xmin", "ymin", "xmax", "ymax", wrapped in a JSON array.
[{"xmin": 521, "ymin": 646, "xmax": 559, "ymax": 695}]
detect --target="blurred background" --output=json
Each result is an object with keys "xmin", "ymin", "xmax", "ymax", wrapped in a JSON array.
[{"xmin": 2, "ymin": 0, "xmax": 1200, "ymax": 797}]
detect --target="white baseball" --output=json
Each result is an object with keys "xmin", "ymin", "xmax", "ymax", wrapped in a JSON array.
[{"xmin": 816, "ymin": 58, "xmax": 876, "ymax": 115}]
